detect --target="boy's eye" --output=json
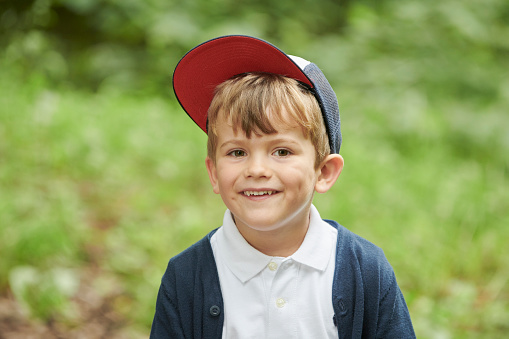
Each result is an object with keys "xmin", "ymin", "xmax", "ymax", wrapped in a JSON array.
[
  {"xmin": 274, "ymin": 149, "xmax": 291, "ymax": 157},
  {"xmin": 229, "ymin": 150, "xmax": 246, "ymax": 157}
]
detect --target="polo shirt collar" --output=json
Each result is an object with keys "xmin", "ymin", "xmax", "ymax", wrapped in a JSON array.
[
  {"xmin": 291, "ymin": 204, "xmax": 334, "ymax": 272},
  {"xmin": 215, "ymin": 204, "xmax": 335, "ymax": 283}
]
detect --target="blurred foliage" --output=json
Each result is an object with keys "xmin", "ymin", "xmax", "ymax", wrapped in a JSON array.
[
  {"xmin": 1, "ymin": 0, "xmax": 353, "ymax": 92},
  {"xmin": 1, "ymin": 0, "xmax": 509, "ymax": 337}
]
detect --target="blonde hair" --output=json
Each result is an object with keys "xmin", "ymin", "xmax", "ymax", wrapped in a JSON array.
[{"xmin": 207, "ymin": 72, "xmax": 330, "ymax": 167}]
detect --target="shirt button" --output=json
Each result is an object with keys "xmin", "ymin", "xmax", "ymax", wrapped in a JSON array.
[
  {"xmin": 268, "ymin": 262, "xmax": 278, "ymax": 271},
  {"xmin": 276, "ymin": 298, "xmax": 286, "ymax": 308}
]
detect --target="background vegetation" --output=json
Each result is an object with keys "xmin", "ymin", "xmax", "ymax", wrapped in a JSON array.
[{"xmin": 1, "ymin": 0, "xmax": 508, "ymax": 337}]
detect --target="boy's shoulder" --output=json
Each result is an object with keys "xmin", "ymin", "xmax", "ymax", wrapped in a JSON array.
[
  {"xmin": 326, "ymin": 219, "xmax": 387, "ymax": 258},
  {"xmin": 325, "ymin": 219, "xmax": 394, "ymax": 279},
  {"xmin": 164, "ymin": 229, "xmax": 219, "ymax": 280},
  {"xmin": 325, "ymin": 220, "xmax": 415, "ymax": 337},
  {"xmin": 158, "ymin": 229, "xmax": 222, "ymax": 314}
]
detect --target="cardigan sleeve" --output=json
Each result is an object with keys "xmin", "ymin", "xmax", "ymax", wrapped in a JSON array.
[{"xmin": 375, "ymin": 269, "xmax": 415, "ymax": 338}]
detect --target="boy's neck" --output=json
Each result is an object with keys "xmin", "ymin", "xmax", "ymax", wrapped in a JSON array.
[{"xmin": 232, "ymin": 213, "xmax": 311, "ymax": 257}]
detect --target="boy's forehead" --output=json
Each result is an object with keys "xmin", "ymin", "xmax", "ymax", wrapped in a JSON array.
[
  {"xmin": 216, "ymin": 115, "xmax": 304, "ymax": 139},
  {"xmin": 221, "ymin": 104, "xmax": 299, "ymax": 123},
  {"xmin": 217, "ymin": 109, "xmax": 300, "ymax": 133}
]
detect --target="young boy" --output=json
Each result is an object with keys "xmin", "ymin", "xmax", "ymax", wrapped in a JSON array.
[{"xmin": 151, "ymin": 35, "xmax": 415, "ymax": 338}]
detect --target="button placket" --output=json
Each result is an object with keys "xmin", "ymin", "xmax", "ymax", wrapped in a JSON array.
[{"xmin": 267, "ymin": 258, "xmax": 297, "ymax": 337}]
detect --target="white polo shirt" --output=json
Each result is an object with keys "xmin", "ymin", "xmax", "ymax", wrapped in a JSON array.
[{"xmin": 210, "ymin": 204, "xmax": 339, "ymax": 339}]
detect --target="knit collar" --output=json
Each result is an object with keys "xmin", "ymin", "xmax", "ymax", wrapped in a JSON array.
[{"xmin": 215, "ymin": 204, "xmax": 335, "ymax": 283}]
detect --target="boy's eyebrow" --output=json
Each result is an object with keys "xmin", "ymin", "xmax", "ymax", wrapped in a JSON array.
[
  {"xmin": 217, "ymin": 138, "xmax": 246, "ymax": 150},
  {"xmin": 267, "ymin": 137, "xmax": 302, "ymax": 146},
  {"xmin": 218, "ymin": 140, "xmax": 240, "ymax": 149},
  {"xmin": 218, "ymin": 136, "xmax": 302, "ymax": 149}
]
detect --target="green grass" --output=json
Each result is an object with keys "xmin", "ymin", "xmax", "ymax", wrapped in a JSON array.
[{"xmin": 1, "ymin": 37, "xmax": 508, "ymax": 339}]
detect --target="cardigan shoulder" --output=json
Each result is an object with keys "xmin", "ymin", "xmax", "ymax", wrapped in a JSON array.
[
  {"xmin": 161, "ymin": 227, "xmax": 222, "ymax": 304},
  {"xmin": 166, "ymin": 229, "xmax": 219, "ymax": 273},
  {"xmin": 153, "ymin": 229, "xmax": 223, "ymax": 339},
  {"xmin": 160, "ymin": 229, "xmax": 220, "ymax": 301},
  {"xmin": 325, "ymin": 219, "xmax": 393, "ymax": 282}
]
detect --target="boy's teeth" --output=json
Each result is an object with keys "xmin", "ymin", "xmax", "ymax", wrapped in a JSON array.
[{"xmin": 244, "ymin": 191, "xmax": 274, "ymax": 196}]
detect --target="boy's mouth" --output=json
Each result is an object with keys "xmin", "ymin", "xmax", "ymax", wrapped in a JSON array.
[{"xmin": 243, "ymin": 190, "xmax": 277, "ymax": 197}]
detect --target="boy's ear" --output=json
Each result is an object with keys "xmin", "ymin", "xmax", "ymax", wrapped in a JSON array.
[
  {"xmin": 205, "ymin": 156, "xmax": 220, "ymax": 194},
  {"xmin": 315, "ymin": 154, "xmax": 344, "ymax": 193}
]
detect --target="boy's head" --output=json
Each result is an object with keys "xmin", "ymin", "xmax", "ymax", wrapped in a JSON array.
[
  {"xmin": 173, "ymin": 36, "xmax": 344, "ymax": 245},
  {"xmin": 172, "ymin": 35, "xmax": 342, "ymax": 158},
  {"xmin": 206, "ymin": 72, "xmax": 329, "ymax": 167}
]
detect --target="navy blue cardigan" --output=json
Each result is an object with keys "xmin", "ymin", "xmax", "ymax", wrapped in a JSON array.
[{"xmin": 150, "ymin": 220, "xmax": 415, "ymax": 338}]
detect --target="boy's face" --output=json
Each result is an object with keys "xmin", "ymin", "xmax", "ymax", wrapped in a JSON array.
[{"xmin": 205, "ymin": 114, "xmax": 322, "ymax": 237}]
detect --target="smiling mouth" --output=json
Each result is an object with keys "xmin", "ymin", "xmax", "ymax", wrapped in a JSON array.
[{"xmin": 243, "ymin": 190, "xmax": 277, "ymax": 197}]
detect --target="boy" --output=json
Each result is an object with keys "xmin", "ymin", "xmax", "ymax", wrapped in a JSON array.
[{"xmin": 151, "ymin": 35, "xmax": 415, "ymax": 338}]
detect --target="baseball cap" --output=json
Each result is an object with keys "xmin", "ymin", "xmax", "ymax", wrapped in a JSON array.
[{"xmin": 172, "ymin": 35, "xmax": 342, "ymax": 153}]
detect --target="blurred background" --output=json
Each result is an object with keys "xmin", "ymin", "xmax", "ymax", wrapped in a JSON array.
[{"xmin": 0, "ymin": 0, "xmax": 508, "ymax": 337}]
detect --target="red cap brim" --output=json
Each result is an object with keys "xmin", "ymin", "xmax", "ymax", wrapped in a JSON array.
[{"xmin": 173, "ymin": 35, "xmax": 313, "ymax": 133}]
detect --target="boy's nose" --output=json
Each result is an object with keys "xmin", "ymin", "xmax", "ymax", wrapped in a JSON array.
[{"xmin": 244, "ymin": 155, "xmax": 271, "ymax": 178}]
